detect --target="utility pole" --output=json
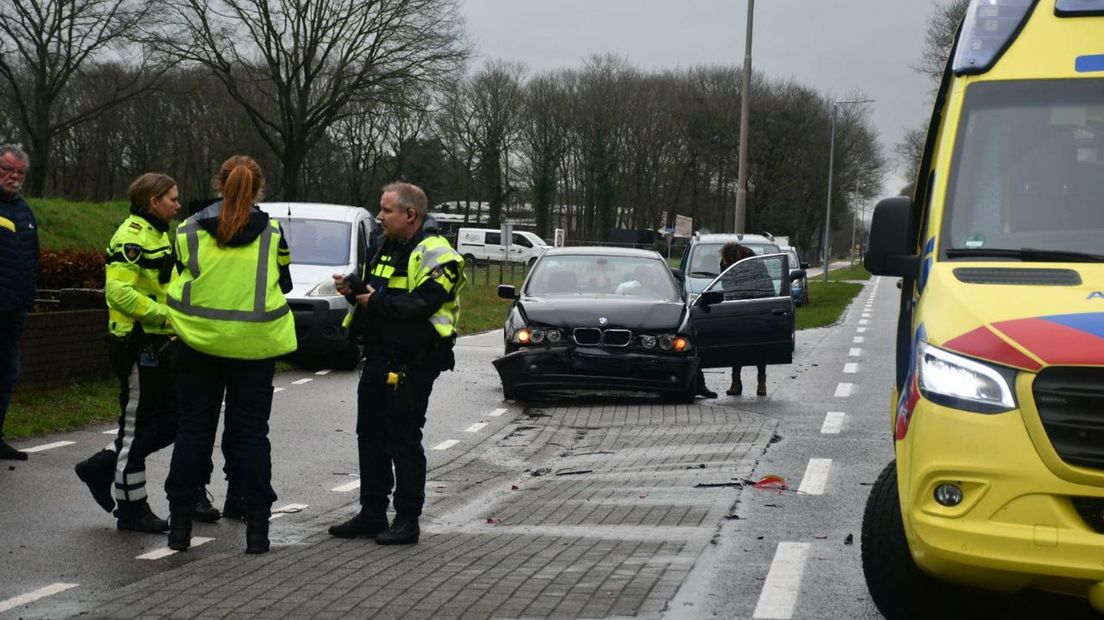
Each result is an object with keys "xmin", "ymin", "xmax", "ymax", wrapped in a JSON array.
[
  {"xmin": 734, "ymin": 0, "xmax": 754, "ymax": 234},
  {"xmin": 823, "ymin": 98, "xmax": 873, "ymax": 283}
]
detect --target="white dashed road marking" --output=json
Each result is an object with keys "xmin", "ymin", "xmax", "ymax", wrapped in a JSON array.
[
  {"xmin": 274, "ymin": 387, "xmax": 285, "ymax": 393},
  {"xmin": 753, "ymin": 542, "xmax": 811, "ymax": 619},
  {"xmin": 102, "ymin": 430, "xmax": 116, "ymax": 435},
  {"xmin": 821, "ymin": 411, "xmax": 845, "ymax": 434},
  {"xmin": 136, "ymin": 537, "xmax": 214, "ymax": 560},
  {"xmin": 861, "ymin": 313, "xmax": 870, "ymax": 318},
  {"xmin": 315, "ymin": 369, "xmax": 332, "ymax": 376},
  {"xmin": 853, "ymin": 336, "xmax": 865, "ymax": 344},
  {"xmin": 857, "ymin": 327, "xmax": 867, "ymax": 333},
  {"xmin": 858, "ymin": 319, "xmax": 869, "ymax": 325},
  {"xmin": 464, "ymin": 422, "xmax": 487, "ymax": 433},
  {"xmin": 843, "ymin": 363, "xmax": 858, "ymax": 374},
  {"xmin": 489, "ymin": 408, "xmax": 507, "ymax": 417},
  {"xmin": 849, "ymin": 348, "xmax": 862, "ymax": 357},
  {"xmin": 291, "ymin": 378, "xmax": 312, "ymax": 385},
  {"xmin": 24, "ymin": 441, "xmax": 75, "ymax": 453},
  {"xmin": 432, "ymin": 440, "xmax": 460, "ymax": 450},
  {"xmin": 834, "ymin": 383, "xmax": 854, "ymax": 398},
  {"xmin": 797, "ymin": 459, "xmax": 832, "ymax": 495},
  {"xmin": 331, "ymin": 479, "xmax": 361, "ymax": 493},
  {"xmin": 0, "ymin": 583, "xmax": 79, "ymax": 613}
]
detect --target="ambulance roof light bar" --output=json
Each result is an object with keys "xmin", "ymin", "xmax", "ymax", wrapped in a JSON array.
[
  {"xmin": 1055, "ymin": 0, "xmax": 1104, "ymax": 17},
  {"xmin": 952, "ymin": 0, "xmax": 1037, "ymax": 76}
]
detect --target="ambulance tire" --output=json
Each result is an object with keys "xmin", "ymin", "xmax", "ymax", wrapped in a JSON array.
[{"xmin": 862, "ymin": 460, "xmax": 965, "ymax": 619}]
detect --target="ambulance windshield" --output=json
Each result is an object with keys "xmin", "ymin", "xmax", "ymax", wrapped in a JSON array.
[{"xmin": 942, "ymin": 79, "xmax": 1104, "ymax": 261}]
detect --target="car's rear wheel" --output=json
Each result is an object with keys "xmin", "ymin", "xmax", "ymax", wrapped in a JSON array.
[{"xmin": 862, "ymin": 460, "xmax": 964, "ymax": 619}]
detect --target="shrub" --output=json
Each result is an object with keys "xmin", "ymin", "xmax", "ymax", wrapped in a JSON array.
[{"xmin": 37, "ymin": 249, "xmax": 105, "ymax": 290}]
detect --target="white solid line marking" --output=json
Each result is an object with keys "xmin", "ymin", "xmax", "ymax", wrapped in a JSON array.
[
  {"xmin": 270, "ymin": 503, "xmax": 309, "ymax": 519},
  {"xmin": 274, "ymin": 387, "xmax": 285, "ymax": 393},
  {"xmin": 0, "ymin": 583, "xmax": 79, "ymax": 613},
  {"xmin": 24, "ymin": 441, "xmax": 75, "ymax": 453},
  {"xmin": 853, "ymin": 336, "xmax": 864, "ymax": 344},
  {"xmin": 821, "ymin": 411, "xmax": 845, "ymax": 434},
  {"xmin": 464, "ymin": 422, "xmax": 487, "ymax": 433},
  {"xmin": 291, "ymin": 378, "xmax": 312, "ymax": 385},
  {"xmin": 834, "ymin": 383, "xmax": 854, "ymax": 398},
  {"xmin": 331, "ymin": 479, "xmax": 361, "ymax": 493},
  {"xmin": 843, "ymin": 362, "xmax": 858, "ymax": 374},
  {"xmin": 136, "ymin": 537, "xmax": 214, "ymax": 560},
  {"xmin": 432, "ymin": 439, "xmax": 460, "ymax": 450},
  {"xmin": 489, "ymin": 408, "xmax": 507, "ymax": 417},
  {"xmin": 753, "ymin": 542, "xmax": 811, "ymax": 619},
  {"xmin": 857, "ymin": 327, "xmax": 867, "ymax": 333},
  {"xmin": 315, "ymin": 369, "xmax": 332, "ymax": 376},
  {"xmin": 849, "ymin": 348, "xmax": 862, "ymax": 357},
  {"xmin": 798, "ymin": 459, "xmax": 832, "ymax": 495},
  {"xmin": 858, "ymin": 319, "xmax": 869, "ymax": 325}
]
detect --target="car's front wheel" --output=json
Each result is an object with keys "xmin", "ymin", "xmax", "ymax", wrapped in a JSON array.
[{"xmin": 862, "ymin": 460, "xmax": 965, "ymax": 619}]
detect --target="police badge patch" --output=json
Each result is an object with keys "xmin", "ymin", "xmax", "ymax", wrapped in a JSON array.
[{"xmin": 124, "ymin": 243, "xmax": 142, "ymax": 263}]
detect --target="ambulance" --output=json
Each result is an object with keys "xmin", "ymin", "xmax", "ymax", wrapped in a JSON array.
[{"xmin": 861, "ymin": 0, "xmax": 1104, "ymax": 616}]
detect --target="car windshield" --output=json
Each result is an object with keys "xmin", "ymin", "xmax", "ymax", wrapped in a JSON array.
[
  {"xmin": 786, "ymin": 250, "xmax": 800, "ymax": 271},
  {"xmin": 687, "ymin": 242, "xmax": 780, "ymax": 277},
  {"xmin": 273, "ymin": 218, "xmax": 351, "ymax": 266},
  {"xmin": 942, "ymin": 79, "xmax": 1104, "ymax": 260},
  {"xmin": 526, "ymin": 254, "xmax": 679, "ymax": 301}
]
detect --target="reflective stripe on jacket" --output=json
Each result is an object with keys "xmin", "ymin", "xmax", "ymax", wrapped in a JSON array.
[{"xmin": 105, "ymin": 214, "xmax": 174, "ymax": 337}]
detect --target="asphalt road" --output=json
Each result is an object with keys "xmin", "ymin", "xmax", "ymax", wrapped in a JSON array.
[{"xmin": 1, "ymin": 277, "xmax": 1101, "ymax": 619}]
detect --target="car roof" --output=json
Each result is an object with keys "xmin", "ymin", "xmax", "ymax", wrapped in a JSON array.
[
  {"xmin": 692, "ymin": 233, "xmax": 776, "ymax": 245},
  {"xmin": 257, "ymin": 202, "xmax": 365, "ymax": 223},
  {"xmin": 541, "ymin": 246, "xmax": 664, "ymax": 259}
]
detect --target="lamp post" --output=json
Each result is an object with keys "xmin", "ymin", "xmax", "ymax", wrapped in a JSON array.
[
  {"xmin": 822, "ymin": 98, "xmax": 873, "ymax": 283},
  {"xmin": 734, "ymin": 0, "xmax": 754, "ymax": 233}
]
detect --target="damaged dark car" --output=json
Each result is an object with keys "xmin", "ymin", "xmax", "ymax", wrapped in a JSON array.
[{"xmin": 491, "ymin": 247, "xmax": 800, "ymax": 403}]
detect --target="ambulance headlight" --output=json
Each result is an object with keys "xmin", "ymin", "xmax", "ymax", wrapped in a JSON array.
[
  {"xmin": 308, "ymin": 279, "xmax": 338, "ymax": 297},
  {"xmin": 916, "ymin": 341, "xmax": 1017, "ymax": 413}
]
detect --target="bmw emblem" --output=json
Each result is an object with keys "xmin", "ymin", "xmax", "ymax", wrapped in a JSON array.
[{"xmin": 598, "ymin": 317, "xmax": 608, "ymax": 326}]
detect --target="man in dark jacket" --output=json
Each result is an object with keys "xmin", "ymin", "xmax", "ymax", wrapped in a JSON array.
[{"xmin": 0, "ymin": 145, "xmax": 36, "ymax": 460}]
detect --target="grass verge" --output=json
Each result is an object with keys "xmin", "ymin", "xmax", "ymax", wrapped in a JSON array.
[
  {"xmin": 826, "ymin": 262, "xmax": 872, "ymax": 281},
  {"xmin": 6, "ymin": 378, "xmax": 118, "ymax": 440},
  {"xmin": 796, "ymin": 281, "xmax": 864, "ymax": 330},
  {"xmin": 458, "ymin": 264, "xmax": 525, "ymax": 335},
  {"xmin": 30, "ymin": 198, "xmax": 130, "ymax": 251}
]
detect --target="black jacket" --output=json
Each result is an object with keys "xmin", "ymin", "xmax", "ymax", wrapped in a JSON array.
[{"xmin": 0, "ymin": 193, "xmax": 38, "ymax": 312}]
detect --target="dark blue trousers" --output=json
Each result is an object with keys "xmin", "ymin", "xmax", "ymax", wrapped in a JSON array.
[{"xmin": 0, "ymin": 310, "xmax": 26, "ymax": 438}]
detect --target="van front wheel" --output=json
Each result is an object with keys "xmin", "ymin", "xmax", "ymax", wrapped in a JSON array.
[
  {"xmin": 463, "ymin": 253, "xmax": 477, "ymax": 268},
  {"xmin": 862, "ymin": 460, "xmax": 964, "ymax": 619}
]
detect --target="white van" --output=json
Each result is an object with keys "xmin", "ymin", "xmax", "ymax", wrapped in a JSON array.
[
  {"xmin": 456, "ymin": 227, "xmax": 549, "ymax": 266},
  {"xmin": 257, "ymin": 202, "xmax": 378, "ymax": 368}
]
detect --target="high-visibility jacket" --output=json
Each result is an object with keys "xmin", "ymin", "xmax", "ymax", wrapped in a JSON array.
[
  {"xmin": 105, "ymin": 211, "xmax": 174, "ymax": 338},
  {"xmin": 167, "ymin": 203, "xmax": 296, "ymax": 360}
]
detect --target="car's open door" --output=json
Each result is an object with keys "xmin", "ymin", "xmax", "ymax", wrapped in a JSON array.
[{"xmin": 690, "ymin": 253, "xmax": 794, "ymax": 368}]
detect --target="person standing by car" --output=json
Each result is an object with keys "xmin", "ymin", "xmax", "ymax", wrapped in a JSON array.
[
  {"xmin": 0, "ymin": 145, "xmax": 35, "ymax": 461},
  {"xmin": 328, "ymin": 182, "xmax": 465, "ymax": 546},
  {"xmin": 74, "ymin": 173, "xmax": 222, "ymax": 533},
  {"xmin": 163, "ymin": 156, "xmax": 296, "ymax": 554},
  {"xmin": 723, "ymin": 242, "xmax": 769, "ymax": 396}
]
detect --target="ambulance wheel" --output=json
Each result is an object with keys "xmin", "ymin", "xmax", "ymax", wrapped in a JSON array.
[{"xmin": 862, "ymin": 460, "xmax": 962, "ymax": 619}]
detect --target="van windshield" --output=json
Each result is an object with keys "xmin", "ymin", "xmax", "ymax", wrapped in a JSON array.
[
  {"xmin": 273, "ymin": 218, "xmax": 351, "ymax": 266},
  {"xmin": 687, "ymin": 242, "xmax": 780, "ymax": 277},
  {"xmin": 942, "ymin": 79, "xmax": 1104, "ymax": 261}
]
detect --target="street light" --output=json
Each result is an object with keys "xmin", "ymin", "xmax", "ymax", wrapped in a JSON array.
[
  {"xmin": 822, "ymin": 98, "xmax": 873, "ymax": 283},
  {"xmin": 734, "ymin": 0, "xmax": 754, "ymax": 234}
]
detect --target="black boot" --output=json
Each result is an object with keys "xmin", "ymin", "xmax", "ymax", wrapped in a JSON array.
[
  {"xmin": 245, "ymin": 516, "xmax": 270, "ymax": 554},
  {"xmin": 375, "ymin": 517, "xmax": 420, "ymax": 545},
  {"xmin": 328, "ymin": 511, "xmax": 389, "ymax": 539},
  {"xmin": 193, "ymin": 487, "xmax": 221, "ymax": 523},
  {"xmin": 0, "ymin": 438, "xmax": 27, "ymax": 461},
  {"xmin": 168, "ymin": 513, "xmax": 192, "ymax": 551},
  {"xmin": 115, "ymin": 500, "xmax": 169, "ymax": 533},
  {"xmin": 75, "ymin": 449, "xmax": 116, "ymax": 512}
]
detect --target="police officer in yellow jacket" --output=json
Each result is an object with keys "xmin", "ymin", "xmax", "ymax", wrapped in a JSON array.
[
  {"xmin": 328, "ymin": 182, "xmax": 465, "ymax": 545},
  {"xmin": 74, "ymin": 173, "xmax": 220, "ymax": 532}
]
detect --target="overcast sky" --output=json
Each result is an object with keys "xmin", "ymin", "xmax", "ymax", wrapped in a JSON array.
[{"xmin": 460, "ymin": 0, "xmax": 946, "ymax": 198}]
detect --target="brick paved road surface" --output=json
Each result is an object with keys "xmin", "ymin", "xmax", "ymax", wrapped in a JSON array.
[{"xmin": 83, "ymin": 402, "xmax": 776, "ymax": 619}]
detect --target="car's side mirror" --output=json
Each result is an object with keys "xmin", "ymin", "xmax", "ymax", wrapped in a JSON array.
[
  {"xmin": 497, "ymin": 285, "xmax": 518, "ymax": 300},
  {"xmin": 698, "ymin": 290, "xmax": 724, "ymax": 306},
  {"xmin": 800, "ymin": 262, "xmax": 810, "ymax": 270},
  {"xmin": 865, "ymin": 196, "xmax": 921, "ymax": 278},
  {"xmin": 789, "ymin": 270, "xmax": 806, "ymax": 282}
]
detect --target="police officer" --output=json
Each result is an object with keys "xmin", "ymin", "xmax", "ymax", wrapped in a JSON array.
[
  {"xmin": 328, "ymin": 181, "xmax": 465, "ymax": 545},
  {"xmin": 74, "ymin": 173, "xmax": 221, "ymax": 532}
]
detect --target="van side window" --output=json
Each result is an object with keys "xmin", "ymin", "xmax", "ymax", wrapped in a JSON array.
[
  {"xmin": 513, "ymin": 233, "xmax": 533, "ymax": 248},
  {"xmin": 485, "ymin": 232, "xmax": 501, "ymax": 245}
]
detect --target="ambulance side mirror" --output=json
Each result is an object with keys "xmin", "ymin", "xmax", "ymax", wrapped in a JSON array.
[{"xmin": 865, "ymin": 196, "xmax": 920, "ymax": 278}]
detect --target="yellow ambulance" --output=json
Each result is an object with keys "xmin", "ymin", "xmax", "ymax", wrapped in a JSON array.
[{"xmin": 862, "ymin": 0, "xmax": 1104, "ymax": 616}]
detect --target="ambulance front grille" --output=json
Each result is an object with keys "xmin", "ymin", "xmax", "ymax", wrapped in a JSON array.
[{"xmin": 1033, "ymin": 367, "xmax": 1104, "ymax": 470}]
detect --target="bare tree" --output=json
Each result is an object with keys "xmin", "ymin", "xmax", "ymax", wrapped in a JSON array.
[
  {"xmin": 915, "ymin": 0, "xmax": 971, "ymax": 85},
  {"xmin": 469, "ymin": 61, "xmax": 525, "ymax": 227},
  {"xmin": 520, "ymin": 72, "xmax": 572, "ymax": 238},
  {"xmin": 152, "ymin": 0, "xmax": 467, "ymax": 199},
  {"xmin": 0, "ymin": 0, "xmax": 157, "ymax": 196}
]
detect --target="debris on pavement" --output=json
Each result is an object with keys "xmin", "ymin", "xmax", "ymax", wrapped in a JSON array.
[
  {"xmin": 750, "ymin": 474, "xmax": 789, "ymax": 490},
  {"xmin": 693, "ymin": 481, "xmax": 744, "ymax": 489},
  {"xmin": 845, "ymin": 533, "xmax": 854, "ymax": 545},
  {"xmin": 554, "ymin": 468, "xmax": 593, "ymax": 476}
]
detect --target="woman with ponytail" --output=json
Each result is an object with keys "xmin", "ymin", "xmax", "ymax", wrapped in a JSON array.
[{"xmin": 164, "ymin": 156, "xmax": 295, "ymax": 554}]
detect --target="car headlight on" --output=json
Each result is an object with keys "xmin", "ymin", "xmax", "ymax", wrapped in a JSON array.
[
  {"xmin": 640, "ymin": 335, "xmax": 657, "ymax": 349},
  {"xmin": 514, "ymin": 328, "xmax": 532, "ymax": 345},
  {"xmin": 673, "ymin": 336, "xmax": 690, "ymax": 352},
  {"xmin": 308, "ymin": 279, "xmax": 338, "ymax": 297},
  {"xmin": 916, "ymin": 341, "xmax": 1016, "ymax": 413}
]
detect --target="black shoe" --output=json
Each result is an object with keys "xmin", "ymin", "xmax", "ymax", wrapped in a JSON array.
[
  {"xmin": 697, "ymin": 386, "xmax": 718, "ymax": 399},
  {"xmin": 168, "ymin": 514, "xmax": 192, "ymax": 551},
  {"xmin": 75, "ymin": 450, "xmax": 116, "ymax": 513},
  {"xmin": 328, "ymin": 512, "xmax": 389, "ymax": 539},
  {"xmin": 0, "ymin": 439, "xmax": 27, "ymax": 461},
  {"xmin": 115, "ymin": 501, "xmax": 169, "ymax": 533},
  {"xmin": 193, "ymin": 487, "xmax": 222, "ymax": 523},
  {"xmin": 222, "ymin": 494, "xmax": 245, "ymax": 521},
  {"xmin": 245, "ymin": 517, "xmax": 270, "ymax": 554},
  {"xmin": 375, "ymin": 517, "xmax": 419, "ymax": 545}
]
